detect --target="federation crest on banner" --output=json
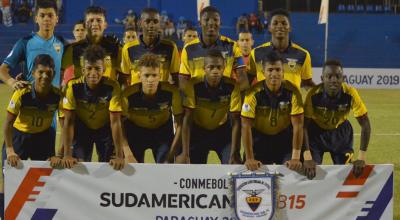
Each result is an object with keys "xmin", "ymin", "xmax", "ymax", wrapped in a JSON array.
[{"xmin": 232, "ymin": 173, "xmax": 277, "ymax": 220}]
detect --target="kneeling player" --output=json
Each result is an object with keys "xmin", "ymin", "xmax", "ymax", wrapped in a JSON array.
[
  {"xmin": 3, "ymin": 54, "xmax": 63, "ymax": 168},
  {"xmin": 180, "ymin": 49, "xmax": 242, "ymax": 164},
  {"xmin": 242, "ymin": 51, "xmax": 304, "ymax": 171},
  {"xmin": 303, "ymin": 60, "xmax": 371, "ymax": 177},
  {"xmin": 122, "ymin": 53, "xmax": 182, "ymax": 163},
  {"xmin": 62, "ymin": 45, "xmax": 124, "ymax": 170}
]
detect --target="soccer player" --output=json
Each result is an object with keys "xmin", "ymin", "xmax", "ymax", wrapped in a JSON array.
[
  {"xmin": 62, "ymin": 6, "xmax": 128, "ymax": 86},
  {"xmin": 181, "ymin": 49, "xmax": 242, "ymax": 164},
  {"xmin": 242, "ymin": 51, "xmax": 303, "ymax": 171},
  {"xmin": 237, "ymin": 31, "xmax": 254, "ymax": 66},
  {"xmin": 179, "ymin": 6, "xmax": 248, "ymax": 91},
  {"xmin": 1, "ymin": 54, "xmax": 63, "ymax": 219},
  {"xmin": 62, "ymin": 45, "xmax": 125, "ymax": 170},
  {"xmin": 123, "ymin": 27, "xmax": 138, "ymax": 44},
  {"xmin": 182, "ymin": 27, "xmax": 198, "ymax": 46},
  {"xmin": 303, "ymin": 60, "xmax": 371, "ymax": 178},
  {"xmin": 121, "ymin": 8, "xmax": 180, "ymax": 86},
  {"xmin": 72, "ymin": 19, "xmax": 86, "ymax": 42},
  {"xmin": 249, "ymin": 9, "xmax": 315, "ymax": 90},
  {"xmin": 0, "ymin": 0, "xmax": 64, "ymax": 89},
  {"xmin": 122, "ymin": 53, "xmax": 182, "ymax": 163}
]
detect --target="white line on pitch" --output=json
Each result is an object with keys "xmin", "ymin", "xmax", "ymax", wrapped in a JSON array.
[{"xmin": 354, "ymin": 133, "xmax": 400, "ymax": 136}]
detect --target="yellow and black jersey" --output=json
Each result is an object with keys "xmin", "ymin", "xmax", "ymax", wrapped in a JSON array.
[
  {"xmin": 304, "ymin": 83, "xmax": 367, "ymax": 130},
  {"xmin": 183, "ymin": 76, "xmax": 241, "ymax": 130},
  {"xmin": 62, "ymin": 35, "xmax": 123, "ymax": 81},
  {"xmin": 63, "ymin": 76, "xmax": 122, "ymax": 130},
  {"xmin": 122, "ymin": 82, "xmax": 183, "ymax": 129},
  {"xmin": 7, "ymin": 85, "xmax": 62, "ymax": 133},
  {"xmin": 121, "ymin": 36, "xmax": 180, "ymax": 85},
  {"xmin": 241, "ymin": 80, "xmax": 304, "ymax": 135},
  {"xmin": 249, "ymin": 41, "xmax": 312, "ymax": 89},
  {"xmin": 180, "ymin": 35, "xmax": 245, "ymax": 79}
]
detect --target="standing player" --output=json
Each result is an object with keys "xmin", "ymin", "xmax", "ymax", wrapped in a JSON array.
[
  {"xmin": 122, "ymin": 53, "xmax": 182, "ymax": 163},
  {"xmin": 242, "ymin": 51, "xmax": 303, "ymax": 171},
  {"xmin": 249, "ymin": 9, "xmax": 315, "ymax": 90},
  {"xmin": 62, "ymin": 45, "xmax": 125, "ymax": 170},
  {"xmin": 1, "ymin": 55, "xmax": 63, "ymax": 219},
  {"xmin": 72, "ymin": 19, "xmax": 86, "ymax": 43},
  {"xmin": 123, "ymin": 27, "xmax": 138, "ymax": 45},
  {"xmin": 237, "ymin": 31, "xmax": 254, "ymax": 66},
  {"xmin": 62, "ymin": 6, "xmax": 128, "ymax": 86},
  {"xmin": 0, "ymin": 0, "xmax": 64, "ymax": 89},
  {"xmin": 303, "ymin": 60, "xmax": 371, "ymax": 178},
  {"xmin": 182, "ymin": 27, "xmax": 198, "ymax": 46},
  {"xmin": 179, "ymin": 6, "xmax": 248, "ymax": 91},
  {"xmin": 181, "ymin": 49, "xmax": 242, "ymax": 164},
  {"xmin": 121, "ymin": 8, "xmax": 180, "ymax": 86}
]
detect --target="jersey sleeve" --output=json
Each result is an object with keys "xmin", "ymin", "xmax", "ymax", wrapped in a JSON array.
[
  {"xmin": 233, "ymin": 42, "xmax": 245, "ymax": 69},
  {"xmin": 179, "ymin": 46, "xmax": 191, "ymax": 76},
  {"xmin": 121, "ymin": 43, "xmax": 132, "ymax": 75},
  {"xmin": 121, "ymin": 93, "xmax": 129, "ymax": 117},
  {"xmin": 61, "ymin": 44, "xmax": 73, "ymax": 70},
  {"xmin": 301, "ymin": 51, "xmax": 313, "ymax": 80},
  {"xmin": 304, "ymin": 90, "xmax": 314, "ymax": 119},
  {"xmin": 109, "ymin": 82, "xmax": 123, "ymax": 112},
  {"xmin": 7, "ymin": 90, "xmax": 22, "ymax": 115},
  {"xmin": 182, "ymin": 80, "xmax": 195, "ymax": 108},
  {"xmin": 290, "ymin": 88, "xmax": 304, "ymax": 115},
  {"xmin": 350, "ymin": 87, "xmax": 367, "ymax": 117},
  {"xmin": 3, "ymin": 39, "xmax": 25, "ymax": 69},
  {"xmin": 241, "ymin": 91, "xmax": 257, "ymax": 119},
  {"xmin": 170, "ymin": 43, "xmax": 180, "ymax": 74},
  {"xmin": 248, "ymin": 49, "xmax": 257, "ymax": 78},
  {"xmin": 116, "ymin": 44, "xmax": 126, "ymax": 74},
  {"xmin": 63, "ymin": 83, "xmax": 76, "ymax": 111},
  {"xmin": 230, "ymin": 83, "xmax": 242, "ymax": 112},
  {"xmin": 172, "ymin": 87, "xmax": 183, "ymax": 115}
]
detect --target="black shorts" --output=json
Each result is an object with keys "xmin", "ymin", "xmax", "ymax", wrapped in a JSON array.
[
  {"xmin": 252, "ymin": 126, "xmax": 293, "ymax": 164},
  {"xmin": 308, "ymin": 120, "xmax": 354, "ymax": 164},
  {"xmin": 124, "ymin": 119, "xmax": 174, "ymax": 163},
  {"xmin": 189, "ymin": 122, "xmax": 231, "ymax": 164},
  {"xmin": 72, "ymin": 119, "xmax": 114, "ymax": 162},
  {"xmin": 2, "ymin": 127, "xmax": 55, "ymax": 170}
]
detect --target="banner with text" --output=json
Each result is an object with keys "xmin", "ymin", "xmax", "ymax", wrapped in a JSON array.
[
  {"xmin": 312, "ymin": 68, "xmax": 400, "ymax": 89},
  {"xmin": 5, "ymin": 161, "xmax": 393, "ymax": 220}
]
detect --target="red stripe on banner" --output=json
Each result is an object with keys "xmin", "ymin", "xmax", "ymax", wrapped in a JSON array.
[
  {"xmin": 5, "ymin": 168, "xmax": 53, "ymax": 220},
  {"xmin": 343, "ymin": 165, "xmax": 374, "ymax": 186},
  {"xmin": 336, "ymin": 191, "xmax": 359, "ymax": 198}
]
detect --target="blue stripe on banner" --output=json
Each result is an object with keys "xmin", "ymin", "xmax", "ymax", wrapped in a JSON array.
[
  {"xmin": 31, "ymin": 208, "xmax": 58, "ymax": 220},
  {"xmin": 356, "ymin": 173, "xmax": 393, "ymax": 220}
]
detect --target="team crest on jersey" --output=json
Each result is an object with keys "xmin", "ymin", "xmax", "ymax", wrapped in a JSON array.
[
  {"xmin": 233, "ymin": 173, "xmax": 277, "ymax": 220},
  {"xmin": 279, "ymin": 101, "xmax": 290, "ymax": 112},
  {"xmin": 286, "ymin": 58, "xmax": 298, "ymax": 70},
  {"xmin": 157, "ymin": 55, "xmax": 167, "ymax": 63},
  {"xmin": 221, "ymin": 51, "xmax": 229, "ymax": 59},
  {"xmin": 98, "ymin": 96, "xmax": 109, "ymax": 103},
  {"xmin": 158, "ymin": 102, "xmax": 169, "ymax": 110},
  {"xmin": 47, "ymin": 104, "xmax": 58, "ymax": 111},
  {"xmin": 53, "ymin": 43, "xmax": 61, "ymax": 54},
  {"xmin": 219, "ymin": 95, "xmax": 230, "ymax": 103},
  {"xmin": 337, "ymin": 104, "xmax": 349, "ymax": 111}
]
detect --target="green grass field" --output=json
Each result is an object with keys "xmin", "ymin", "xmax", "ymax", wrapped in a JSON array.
[{"xmin": 0, "ymin": 84, "xmax": 398, "ymax": 218}]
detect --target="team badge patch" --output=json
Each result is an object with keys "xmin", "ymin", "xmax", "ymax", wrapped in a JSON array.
[
  {"xmin": 286, "ymin": 58, "xmax": 298, "ymax": 70},
  {"xmin": 8, "ymin": 100, "xmax": 15, "ymax": 109},
  {"xmin": 53, "ymin": 43, "xmax": 61, "ymax": 54},
  {"xmin": 63, "ymin": 97, "xmax": 69, "ymax": 105},
  {"xmin": 232, "ymin": 173, "xmax": 277, "ymax": 220},
  {"xmin": 242, "ymin": 103, "xmax": 251, "ymax": 113}
]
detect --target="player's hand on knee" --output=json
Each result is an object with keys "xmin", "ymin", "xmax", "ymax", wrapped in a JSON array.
[
  {"xmin": 245, "ymin": 159, "xmax": 262, "ymax": 171},
  {"xmin": 352, "ymin": 160, "xmax": 365, "ymax": 178},
  {"xmin": 62, "ymin": 156, "xmax": 78, "ymax": 169},
  {"xmin": 7, "ymin": 153, "xmax": 20, "ymax": 167},
  {"xmin": 285, "ymin": 159, "xmax": 302, "ymax": 171},
  {"xmin": 303, "ymin": 159, "xmax": 317, "ymax": 180},
  {"xmin": 175, "ymin": 153, "xmax": 190, "ymax": 164},
  {"xmin": 109, "ymin": 157, "xmax": 125, "ymax": 170},
  {"xmin": 49, "ymin": 156, "xmax": 63, "ymax": 169}
]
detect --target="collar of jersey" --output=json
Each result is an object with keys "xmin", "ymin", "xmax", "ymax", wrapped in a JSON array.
[
  {"xmin": 34, "ymin": 33, "xmax": 55, "ymax": 42},
  {"xmin": 204, "ymin": 76, "xmax": 224, "ymax": 90},
  {"xmin": 84, "ymin": 77, "xmax": 104, "ymax": 97},
  {"xmin": 139, "ymin": 83, "xmax": 162, "ymax": 98},
  {"xmin": 199, "ymin": 34, "xmax": 222, "ymax": 48},
  {"xmin": 263, "ymin": 80, "xmax": 284, "ymax": 98},
  {"xmin": 322, "ymin": 83, "xmax": 344, "ymax": 101},
  {"xmin": 270, "ymin": 40, "xmax": 293, "ymax": 53},
  {"xmin": 139, "ymin": 34, "xmax": 161, "ymax": 49}
]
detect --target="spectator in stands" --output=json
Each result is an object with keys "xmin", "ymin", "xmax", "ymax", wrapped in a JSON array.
[
  {"xmin": 248, "ymin": 13, "xmax": 262, "ymax": 33},
  {"xmin": 176, "ymin": 16, "xmax": 187, "ymax": 40},
  {"xmin": 164, "ymin": 18, "xmax": 175, "ymax": 37},
  {"xmin": 123, "ymin": 27, "xmax": 137, "ymax": 44},
  {"xmin": 182, "ymin": 26, "xmax": 198, "ymax": 46},
  {"xmin": 249, "ymin": 9, "xmax": 315, "ymax": 90},
  {"xmin": 114, "ymin": 9, "xmax": 138, "ymax": 30},
  {"xmin": 236, "ymin": 13, "xmax": 248, "ymax": 34},
  {"xmin": 72, "ymin": 19, "xmax": 86, "ymax": 42},
  {"xmin": 15, "ymin": 0, "xmax": 31, "ymax": 23}
]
